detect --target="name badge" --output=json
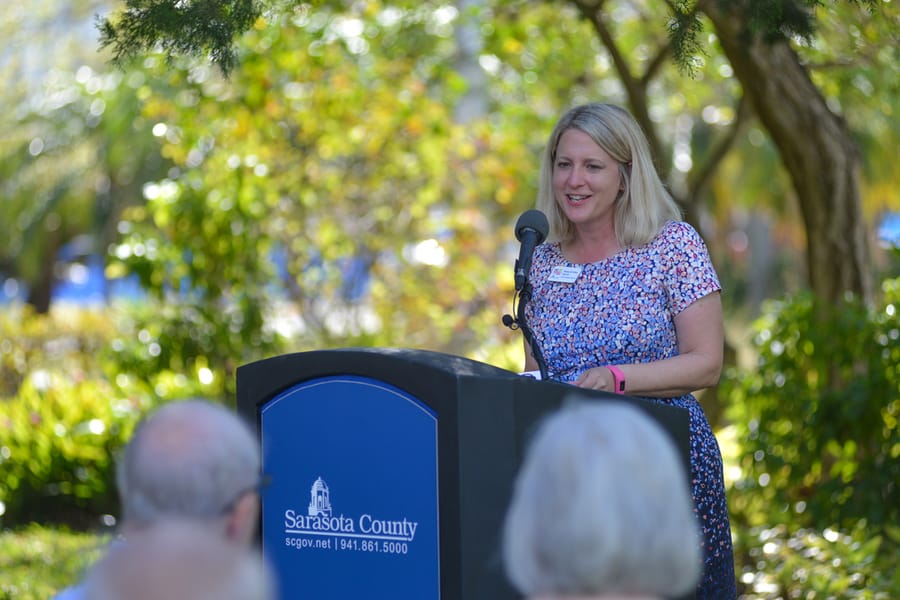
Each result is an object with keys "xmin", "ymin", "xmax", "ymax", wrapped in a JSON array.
[{"xmin": 548, "ymin": 265, "xmax": 583, "ymax": 283}]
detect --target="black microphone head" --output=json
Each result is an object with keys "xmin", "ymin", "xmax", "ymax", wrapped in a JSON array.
[{"xmin": 515, "ymin": 209, "xmax": 549, "ymax": 243}]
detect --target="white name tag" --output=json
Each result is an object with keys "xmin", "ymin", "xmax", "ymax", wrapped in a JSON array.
[{"xmin": 548, "ymin": 265, "xmax": 583, "ymax": 283}]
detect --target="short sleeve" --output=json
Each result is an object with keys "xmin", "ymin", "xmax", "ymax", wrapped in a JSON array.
[{"xmin": 659, "ymin": 221, "xmax": 722, "ymax": 315}]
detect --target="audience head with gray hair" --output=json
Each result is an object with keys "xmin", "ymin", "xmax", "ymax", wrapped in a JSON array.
[
  {"xmin": 83, "ymin": 520, "xmax": 274, "ymax": 600},
  {"xmin": 502, "ymin": 399, "xmax": 701, "ymax": 600},
  {"xmin": 117, "ymin": 398, "xmax": 262, "ymax": 545},
  {"xmin": 50, "ymin": 399, "xmax": 264, "ymax": 600}
]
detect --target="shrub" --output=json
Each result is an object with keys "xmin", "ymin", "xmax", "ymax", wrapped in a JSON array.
[
  {"xmin": 0, "ymin": 374, "xmax": 145, "ymax": 528},
  {"xmin": 0, "ymin": 524, "xmax": 112, "ymax": 599},
  {"xmin": 734, "ymin": 521, "xmax": 900, "ymax": 599},
  {"xmin": 0, "ymin": 306, "xmax": 116, "ymax": 399},
  {"xmin": 724, "ymin": 276, "xmax": 900, "ymax": 598},
  {"xmin": 0, "ymin": 303, "xmax": 224, "ymax": 528},
  {"xmin": 724, "ymin": 278, "xmax": 900, "ymax": 531}
]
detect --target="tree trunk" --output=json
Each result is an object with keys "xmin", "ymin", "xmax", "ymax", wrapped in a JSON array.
[
  {"xmin": 698, "ymin": 0, "xmax": 872, "ymax": 306},
  {"xmin": 26, "ymin": 236, "xmax": 59, "ymax": 314}
]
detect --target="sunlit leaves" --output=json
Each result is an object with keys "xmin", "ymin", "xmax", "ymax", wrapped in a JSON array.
[
  {"xmin": 724, "ymin": 279, "xmax": 900, "ymax": 530},
  {"xmin": 734, "ymin": 522, "xmax": 895, "ymax": 598},
  {"xmin": 107, "ymin": 4, "xmax": 541, "ymax": 365},
  {"xmin": 801, "ymin": 1, "xmax": 900, "ymax": 197}
]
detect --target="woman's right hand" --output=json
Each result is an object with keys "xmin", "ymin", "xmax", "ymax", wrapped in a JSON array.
[{"xmin": 574, "ymin": 366, "xmax": 616, "ymax": 392}]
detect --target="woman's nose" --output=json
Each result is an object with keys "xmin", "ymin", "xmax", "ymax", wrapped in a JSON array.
[{"xmin": 566, "ymin": 166, "xmax": 585, "ymax": 186}]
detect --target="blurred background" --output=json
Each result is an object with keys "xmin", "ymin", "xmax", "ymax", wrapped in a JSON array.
[{"xmin": 1, "ymin": 1, "xmax": 898, "ymax": 598}]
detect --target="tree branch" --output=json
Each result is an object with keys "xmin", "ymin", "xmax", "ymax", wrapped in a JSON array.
[
  {"xmin": 96, "ymin": 0, "xmax": 262, "ymax": 76},
  {"xmin": 687, "ymin": 93, "xmax": 751, "ymax": 204},
  {"xmin": 569, "ymin": 0, "xmax": 669, "ymax": 175}
]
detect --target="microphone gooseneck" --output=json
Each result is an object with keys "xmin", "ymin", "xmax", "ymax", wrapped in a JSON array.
[{"xmin": 504, "ymin": 209, "xmax": 551, "ymax": 381}]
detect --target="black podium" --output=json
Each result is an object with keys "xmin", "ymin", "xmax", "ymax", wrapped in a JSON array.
[{"xmin": 236, "ymin": 348, "xmax": 690, "ymax": 600}]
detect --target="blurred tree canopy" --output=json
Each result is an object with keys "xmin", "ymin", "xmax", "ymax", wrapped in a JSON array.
[
  {"xmin": 2, "ymin": 0, "xmax": 897, "ymax": 359},
  {"xmin": 94, "ymin": 0, "xmax": 899, "ymax": 310},
  {"xmin": 0, "ymin": 0, "xmax": 898, "ymax": 390},
  {"xmin": 93, "ymin": 0, "xmax": 753, "ymax": 375},
  {"xmin": 0, "ymin": 0, "xmax": 169, "ymax": 313}
]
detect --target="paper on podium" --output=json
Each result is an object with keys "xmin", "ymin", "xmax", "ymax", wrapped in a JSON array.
[{"xmin": 518, "ymin": 370, "xmax": 542, "ymax": 380}]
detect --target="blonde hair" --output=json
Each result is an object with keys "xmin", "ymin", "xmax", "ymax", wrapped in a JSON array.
[{"xmin": 536, "ymin": 103, "xmax": 681, "ymax": 246}]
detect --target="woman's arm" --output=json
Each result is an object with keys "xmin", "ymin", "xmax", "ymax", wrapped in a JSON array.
[
  {"xmin": 523, "ymin": 337, "xmax": 539, "ymax": 372},
  {"xmin": 574, "ymin": 291, "xmax": 724, "ymax": 397}
]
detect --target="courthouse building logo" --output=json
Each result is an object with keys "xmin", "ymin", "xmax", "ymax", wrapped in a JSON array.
[
  {"xmin": 308, "ymin": 477, "xmax": 332, "ymax": 517},
  {"xmin": 283, "ymin": 477, "xmax": 420, "ymax": 549}
]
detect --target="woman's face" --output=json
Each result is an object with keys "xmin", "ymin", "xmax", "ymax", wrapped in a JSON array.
[{"xmin": 552, "ymin": 127, "xmax": 623, "ymax": 229}]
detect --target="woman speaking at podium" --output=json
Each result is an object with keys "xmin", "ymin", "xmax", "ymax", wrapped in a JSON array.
[{"xmin": 521, "ymin": 103, "xmax": 735, "ymax": 599}]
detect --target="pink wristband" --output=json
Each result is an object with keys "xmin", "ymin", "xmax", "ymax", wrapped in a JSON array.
[{"xmin": 605, "ymin": 365, "xmax": 626, "ymax": 394}]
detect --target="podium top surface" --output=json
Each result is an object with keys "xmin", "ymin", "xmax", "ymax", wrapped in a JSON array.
[
  {"xmin": 236, "ymin": 347, "xmax": 525, "ymax": 408},
  {"xmin": 239, "ymin": 347, "xmax": 521, "ymax": 381}
]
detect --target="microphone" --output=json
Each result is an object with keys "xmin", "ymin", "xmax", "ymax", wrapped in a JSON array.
[{"xmin": 514, "ymin": 209, "xmax": 549, "ymax": 291}]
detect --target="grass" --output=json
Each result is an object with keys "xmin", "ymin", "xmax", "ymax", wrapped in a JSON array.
[{"xmin": 0, "ymin": 524, "xmax": 111, "ymax": 600}]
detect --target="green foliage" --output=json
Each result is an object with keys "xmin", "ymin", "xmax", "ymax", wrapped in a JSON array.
[
  {"xmin": 0, "ymin": 5, "xmax": 170, "ymax": 313},
  {"xmin": 724, "ymin": 276, "xmax": 900, "ymax": 597},
  {"xmin": 0, "ymin": 306, "xmax": 113, "ymax": 399},
  {"xmin": 97, "ymin": 0, "xmax": 262, "ymax": 76},
  {"xmin": 103, "ymin": 300, "xmax": 283, "ymax": 398},
  {"xmin": 0, "ymin": 305, "xmax": 232, "ymax": 528},
  {"xmin": 737, "ymin": 0, "xmax": 818, "ymax": 43},
  {"xmin": 0, "ymin": 374, "xmax": 134, "ymax": 528},
  {"xmin": 723, "ymin": 277, "xmax": 900, "ymax": 598},
  {"xmin": 803, "ymin": 2, "xmax": 900, "ymax": 196},
  {"xmin": 0, "ymin": 301, "xmax": 281, "ymax": 528},
  {"xmin": 0, "ymin": 524, "xmax": 112, "ymax": 600},
  {"xmin": 0, "ymin": 307, "xmax": 150, "ymax": 528},
  {"xmin": 734, "ymin": 521, "xmax": 900, "ymax": 598},
  {"xmin": 724, "ymin": 278, "xmax": 900, "ymax": 530},
  {"xmin": 667, "ymin": 1, "xmax": 707, "ymax": 77},
  {"xmin": 103, "ymin": 4, "xmax": 545, "ymax": 362},
  {"xmin": 669, "ymin": 0, "xmax": 880, "ymax": 72}
]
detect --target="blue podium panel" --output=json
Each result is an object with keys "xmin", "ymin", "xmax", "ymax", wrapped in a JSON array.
[{"xmin": 260, "ymin": 376, "xmax": 440, "ymax": 600}]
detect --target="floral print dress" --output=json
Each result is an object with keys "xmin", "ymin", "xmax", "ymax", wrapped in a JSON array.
[{"xmin": 524, "ymin": 220, "xmax": 736, "ymax": 599}]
